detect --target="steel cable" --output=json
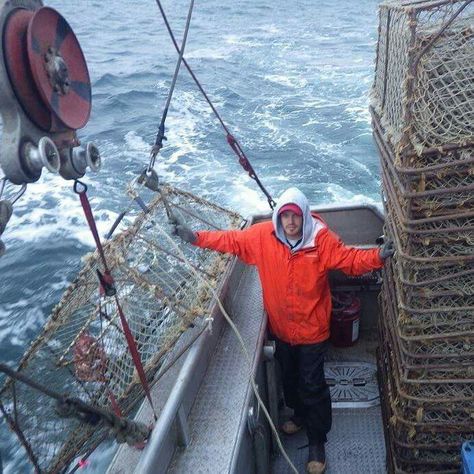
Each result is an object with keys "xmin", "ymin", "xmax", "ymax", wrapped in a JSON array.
[
  {"xmin": 148, "ymin": 0, "xmax": 195, "ymax": 171},
  {"xmin": 153, "ymin": 0, "xmax": 275, "ymax": 208}
]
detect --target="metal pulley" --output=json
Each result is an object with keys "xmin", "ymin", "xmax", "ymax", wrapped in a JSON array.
[
  {"xmin": 0, "ymin": 0, "xmax": 101, "ymax": 184},
  {"xmin": 60, "ymin": 142, "xmax": 101, "ymax": 180}
]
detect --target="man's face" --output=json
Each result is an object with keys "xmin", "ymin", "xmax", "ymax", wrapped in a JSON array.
[{"xmin": 280, "ymin": 211, "xmax": 303, "ymax": 239}]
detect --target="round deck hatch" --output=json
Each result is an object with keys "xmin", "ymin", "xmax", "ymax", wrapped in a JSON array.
[{"xmin": 325, "ymin": 361, "xmax": 379, "ymax": 408}]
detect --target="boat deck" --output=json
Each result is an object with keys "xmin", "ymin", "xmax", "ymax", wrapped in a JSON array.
[
  {"xmin": 167, "ymin": 265, "xmax": 266, "ymax": 474},
  {"xmin": 272, "ymin": 340, "xmax": 387, "ymax": 473},
  {"xmin": 107, "ymin": 205, "xmax": 387, "ymax": 474},
  {"xmin": 272, "ymin": 407, "xmax": 386, "ymax": 473}
]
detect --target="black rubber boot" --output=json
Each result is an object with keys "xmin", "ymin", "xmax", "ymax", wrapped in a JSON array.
[{"xmin": 307, "ymin": 443, "xmax": 326, "ymax": 474}]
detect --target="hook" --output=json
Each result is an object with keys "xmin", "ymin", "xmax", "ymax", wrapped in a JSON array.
[
  {"xmin": 73, "ymin": 180, "xmax": 88, "ymax": 194},
  {"xmin": 11, "ymin": 184, "xmax": 27, "ymax": 205},
  {"xmin": 137, "ymin": 168, "xmax": 160, "ymax": 192}
]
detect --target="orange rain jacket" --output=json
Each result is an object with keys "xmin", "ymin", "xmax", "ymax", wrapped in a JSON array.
[{"xmin": 194, "ymin": 188, "xmax": 384, "ymax": 345}]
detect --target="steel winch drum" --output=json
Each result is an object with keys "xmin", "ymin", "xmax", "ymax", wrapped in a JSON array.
[
  {"xmin": 26, "ymin": 6, "xmax": 91, "ymax": 130},
  {"xmin": 3, "ymin": 4, "xmax": 91, "ymax": 131},
  {"xmin": 3, "ymin": 7, "xmax": 54, "ymax": 131}
]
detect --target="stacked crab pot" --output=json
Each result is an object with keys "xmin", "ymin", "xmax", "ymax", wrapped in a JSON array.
[{"xmin": 370, "ymin": 1, "xmax": 474, "ymax": 472}]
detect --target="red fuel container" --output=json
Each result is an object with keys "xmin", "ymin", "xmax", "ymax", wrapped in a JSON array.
[{"xmin": 330, "ymin": 293, "xmax": 361, "ymax": 347}]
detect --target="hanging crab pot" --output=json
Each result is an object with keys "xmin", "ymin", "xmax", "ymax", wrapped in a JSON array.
[{"xmin": 0, "ymin": 186, "xmax": 243, "ymax": 473}]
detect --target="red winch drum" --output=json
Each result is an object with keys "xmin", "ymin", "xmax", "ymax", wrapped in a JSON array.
[
  {"xmin": 330, "ymin": 292, "xmax": 361, "ymax": 347},
  {"xmin": 3, "ymin": 6, "xmax": 91, "ymax": 132},
  {"xmin": 27, "ymin": 6, "xmax": 91, "ymax": 130}
]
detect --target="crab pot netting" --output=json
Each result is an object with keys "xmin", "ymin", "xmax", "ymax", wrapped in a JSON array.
[
  {"xmin": 388, "ymin": 248, "xmax": 474, "ymax": 294},
  {"xmin": 384, "ymin": 211, "xmax": 474, "ymax": 267},
  {"xmin": 378, "ymin": 349, "xmax": 467, "ymax": 474},
  {"xmin": 372, "ymin": 109, "xmax": 474, "ymax": 170},
  {"xmin": 374, "ymin": 126, "xmax": 474, "ymax": 215},
  {"xmin": 382, "ymin": 288, "xmax": 474, "ymax": 374},
  {"xmin": 379, "ymin": 264, "xmax": 474, "ymax": 470},
  {"xmin": 372, "ymin": 0, "xmax": 474, "ymax": 157},
  {"xmin": 379, "ymin": 309, "xmax": 474, "ymax": 399},
  {"xmin": 0, "ymin": 186, "xmax": 243, "ymax": 473},
  {"xmin": 378, "ymin": 144, "xmax": 474, "ymax": 218},
  {"xmin": 392, "ymin": 428, "xmax": 471, "ymax": 453},
  {"xmin": 379, "ymin": 340, "xmax": 473, "ymax": 474},
  {"xmin": 395, "ymin": 261, "xmax": 474, "ymax": 298},
  {"xmin": 384, "ymin": 258, "xmax": 474, "ymax": 331}
]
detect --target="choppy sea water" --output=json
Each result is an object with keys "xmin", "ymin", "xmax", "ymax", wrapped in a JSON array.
[{"xmin": 0, "ymin": 0, "xmax": 382, "ymax": 471}]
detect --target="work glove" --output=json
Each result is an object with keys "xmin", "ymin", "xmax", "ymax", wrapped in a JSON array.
[
  {"xmin": 379, "ymin": 239, "xmax": 395, "ymax": 260},
  {"xmin": 169, "ymin": 210, "xmax": 196, "ymax": 244}
]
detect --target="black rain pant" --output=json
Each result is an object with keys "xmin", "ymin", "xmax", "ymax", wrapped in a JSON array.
[{"xmin": 274, "ymin": 337, "xmax": 332, "ymax": 444}]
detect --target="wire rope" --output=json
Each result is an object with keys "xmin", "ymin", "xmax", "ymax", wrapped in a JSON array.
[{"xmin": 148, "ymin": 0, "xmax": 195, "ymax": 172}]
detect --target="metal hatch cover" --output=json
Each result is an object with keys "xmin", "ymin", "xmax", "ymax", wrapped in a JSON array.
[{"xmin": 325, "ymin": 361, "xmax": 380, "ymax": 408}]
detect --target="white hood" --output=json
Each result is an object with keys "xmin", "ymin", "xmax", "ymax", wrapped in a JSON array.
[{"xmin": 272, "ymin": 187, "xmax": 325, "ymax": 251}]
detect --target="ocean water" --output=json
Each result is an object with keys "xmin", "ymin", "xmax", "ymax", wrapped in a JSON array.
[{"xmin": 0, "ymin": 0, "xmax": 382, "ymax": 471}]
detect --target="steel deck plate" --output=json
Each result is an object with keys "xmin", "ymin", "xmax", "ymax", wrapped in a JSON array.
[
  {"xmin": 167, "ymin": 265, "xmax": 264, "ymax": 474},
  {"xmin": 272, "ymin": 406, "xmax": 386, "ymax": 474}
]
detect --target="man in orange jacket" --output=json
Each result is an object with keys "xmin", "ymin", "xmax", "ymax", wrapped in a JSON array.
[{"xmin": 173, "ymin": 187, "xmax": 394, "ymax": 474}]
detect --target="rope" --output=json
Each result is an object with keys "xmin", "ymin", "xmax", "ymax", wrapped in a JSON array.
[
  {"xmin": 153, "ymin": 0, "xmax": 276, "ymax": 209},
  {"xmin": 0, "ymin": 363, "xmax": 150, "ymax": 445},
  {"xmin": 73, "ymin": 180, "xmax": 157, "ymax": 419},
  {"xmin": 148, "ymin": 0, "xmax": 195, "ymax": 171}
]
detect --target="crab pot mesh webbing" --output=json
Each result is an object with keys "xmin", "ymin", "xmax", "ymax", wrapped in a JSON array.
[
  {"xmin": 383, "ymin": 276, "xmax": 474, "ymax": 367},
  {"xmin": 371, "ymin": 106, "xmax": 474, "ymax": 169},
  {"xmin": 0, "ymin": 185, "xmax": 243, "ymax": 473},
  {"xmin": 378, "ymin": 140, "xmax": 474, "ymax": 219},
  {"xmin": 378, "ymin": 345, "xmax": 468, "ymax": 474},
  {"xmin": 373, "ymin": 2, "xmax": 474, "ymax": 471},
  {"xmin": 372, "ymin": 0, "xmax": 474, "ymax": 157},
  {"xmin": 373, "ymin": 116, "xmax": 474, "ymax": 218}
]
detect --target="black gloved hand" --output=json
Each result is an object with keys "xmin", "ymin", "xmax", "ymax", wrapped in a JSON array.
[
  {"xmin": 169, "ymin": 210, "xmax": 196, "ymax": 244},
  {"xmin": 379, "ymin": 240, "xmax": 395, "ymax": 260}
]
